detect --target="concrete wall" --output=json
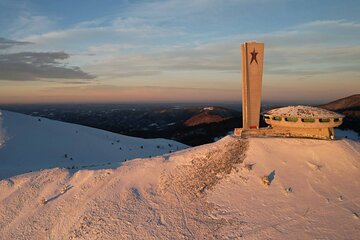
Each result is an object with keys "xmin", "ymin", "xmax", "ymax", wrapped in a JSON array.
[
  {"xmin": 264, "ymin": 115, "xmax": 343, "ymax": 129},
  {"xmin": 235, "ymin": 127, "xmax": 335, "ymax": 140}
]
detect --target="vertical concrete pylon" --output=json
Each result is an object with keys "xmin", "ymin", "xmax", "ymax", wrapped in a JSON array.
[{"xmin": 241, "ymin": 41, "xmax": 264, "ymax": 129}]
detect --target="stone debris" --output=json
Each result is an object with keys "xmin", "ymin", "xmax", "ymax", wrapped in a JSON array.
[
  {"xmin": 41, "ymin": 198, "xmax": 48, "ymax": 205},
  {"xmin": 61, "ymin": 184, "xmax": 73, "ymax": 194},
  {"xmin": 243, "ymin": 163, "xmax": 255, "ymax": 171},
  {"xmin": 261, "ymin": 175, "xmax": 271, "ymax": 186}
]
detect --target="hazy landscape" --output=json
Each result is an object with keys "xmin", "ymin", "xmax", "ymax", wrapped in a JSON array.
[{"xmin": 1, "ymin": 94, "xmax": 359, "ymax": 146}]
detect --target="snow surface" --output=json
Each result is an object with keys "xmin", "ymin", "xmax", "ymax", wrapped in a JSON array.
[
  {"xmin": 265, "ymin": 105, "xmax": 343, "ymax": 118},
  {"xmin": 335, "ymin": 129, "xmax": 360, "ymax": 141},
  {"xmin": 0, "ymin": 110, "xmax": 188, "ymax": 179},
  {"xmin": 0, "ymin": 135, "xmax": 359, "ymax": 239}
]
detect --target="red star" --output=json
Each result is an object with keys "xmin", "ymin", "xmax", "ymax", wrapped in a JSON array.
[{"xmin": 250, "ymin": 49, "xmax": 258, "ymax": 64}]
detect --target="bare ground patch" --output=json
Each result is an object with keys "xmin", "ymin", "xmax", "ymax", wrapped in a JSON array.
[{"xmin": 163, "ymin": 138, "xmax": 248, "ymax": 198}]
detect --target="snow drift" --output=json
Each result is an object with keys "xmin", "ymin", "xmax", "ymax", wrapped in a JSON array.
[
  {"xmin": 0, "ymin": 135, "xmax": 359, "ymax": 239},
  {"xmin": 0, "ymin": 110, "xmax": 188, "ymax": 179}
]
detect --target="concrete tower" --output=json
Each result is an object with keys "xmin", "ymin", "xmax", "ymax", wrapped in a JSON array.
[{"xmin": 241, "ymin": 41, "xmax": 264, "ymax": 129}]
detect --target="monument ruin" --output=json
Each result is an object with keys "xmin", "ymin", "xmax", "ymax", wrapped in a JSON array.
[{"xmin": 235, "ymin": 41, "xmax": 344, "ymax": 140}]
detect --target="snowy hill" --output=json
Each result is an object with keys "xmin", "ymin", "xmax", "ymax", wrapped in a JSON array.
[
  {"xmin": 319, "ymin": 94, "xmax": 360, "ymax": 111},
  {"xmin": 0, "ymin": 135, "xmax": 359, "ymax": 239},
  {"xmin": 0, "ymin": 110, "xmax": 188, "ymax": 179}
]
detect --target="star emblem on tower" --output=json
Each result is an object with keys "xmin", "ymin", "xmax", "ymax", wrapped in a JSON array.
[{"xmin": 250, "ymin": 48, "xmax": 258, "ymax": 64}]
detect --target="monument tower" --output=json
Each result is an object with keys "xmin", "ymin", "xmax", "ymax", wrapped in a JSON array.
[{"xmin": 241, "ymin": 41, "xmax": 264, "ymax": 129}]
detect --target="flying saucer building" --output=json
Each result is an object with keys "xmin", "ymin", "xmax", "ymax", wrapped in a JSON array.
[{"xmin": 263, "ymin": 106, "xmax": 344, "ymax": 139}]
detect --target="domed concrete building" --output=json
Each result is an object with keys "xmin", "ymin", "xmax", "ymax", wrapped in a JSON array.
[{"xmin": 263, "ymin": 106, "xmax": 344, "ymax": 139}]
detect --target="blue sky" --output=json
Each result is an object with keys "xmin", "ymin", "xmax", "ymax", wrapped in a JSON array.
[{"xmin": 0, "ymin": 0, "xmax": 359, "ymax": 104}]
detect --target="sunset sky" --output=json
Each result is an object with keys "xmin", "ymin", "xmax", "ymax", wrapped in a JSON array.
[{"xmin": 0, "ymin": 0, "xmax": 359, "ymax": 104}]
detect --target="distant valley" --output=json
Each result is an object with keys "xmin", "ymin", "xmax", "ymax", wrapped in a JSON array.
[{"xmin": 1, "ymin": 95, "xmax": 359, "ymax": 146}]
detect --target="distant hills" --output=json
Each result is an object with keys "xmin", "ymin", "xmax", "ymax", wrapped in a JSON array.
[
  {"xmin": 184, "ymin": 107, "xmax": 231, "ymax": 127},
  {"xmin": 0, "ymin": 104, "xmax": 243, "ymax": 146},
  {"xmin": 127, "ymin": 106, "xmax": 242, "ymax": 146},
  {"xmin": 0, "ymin": 94, "xmax": 358, "ymax": 147},
  {"xmin": 319, "ymin": 94, "xmax": 360, "ymax": 134},
  {"xmin": 319, "ymin": 94, "xmax": 360, "ymax": 112}
]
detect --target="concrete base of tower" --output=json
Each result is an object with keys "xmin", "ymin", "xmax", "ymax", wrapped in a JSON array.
[{"xmin": 234, "ymin": 126, "xmax": 336, "ymax": 140}]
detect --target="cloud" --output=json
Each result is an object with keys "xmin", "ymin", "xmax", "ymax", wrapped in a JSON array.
[
  {"xmin": 295, "ymin": 19, "xmax": 360, "ymax": 29},
  {"xmin": 0, "ymin": 37, "xmax": 96, "ymax": 82},
  {"xmin": 87, "ymin": 43, "xmax": 137, "ymax": 53},
  {"xmin": 0, "ymin": 37, "xmax": 31, "ymax": 49},
  {"xmin": 22, "ymin": 16, "xmax": 184, "ymax": 48},
  {"xmin": 0, "ymin": 51, "xmax": 95, "ymax": 81},
  {"xmin": 85, "ymin": 39, "xmax": 241, "ymax": 78},
  {"xmin": 121, "ymin": 0, "xmax": 249, "ymax": 21},
  {"xmin": 5, "ymin": 1, "xmax": 360, "ymax": 86},
  {"xmin": 86, "ymin": 19, "xmax": 360, "ymax": 78},
  {"xmin": 9, "ymin": 12, "xmax": 55, "ymax": 38}
]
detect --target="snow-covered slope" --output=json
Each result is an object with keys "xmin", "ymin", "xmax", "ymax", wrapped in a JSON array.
[
  {"xmin": 0, "ymin": 110, "xmax": 188, "ymax": 179},
  {"xmin": 0, "ymin": 136, "xmax": 359, "ymax": 239},
  {"xmin": 335, "ymin": 129, "xmax": 359, "ymax": 141}
]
